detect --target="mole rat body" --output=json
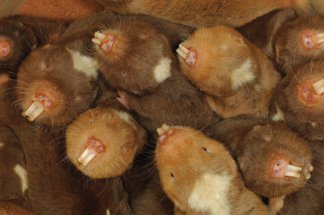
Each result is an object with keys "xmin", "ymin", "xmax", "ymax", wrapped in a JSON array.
[
  {"xmin": 92, "ymin": 16, "xmax": 218, "ymax": 133},
  {"xmin": 155, "ymin": 125, "xmax": 269, "ymax": 215},
  {"xmin": 95, "ymin": 0, "xmax": 324, "ymax": 27},
  {"xmin": 0, "ymin": 126, "xmax": 28, "ymax": 209},
  {"xmin": 240, "ymin": 10, "xmax": 324, "ymax": 73},
  {"xmin": 270, "ymin": 61, "xmax": 324, "ymax": 141},
  {"xmin": 177, "ymin": 26, "xmax": 280, "ymax": 118},
  {"xmin": 213, "ymin": 117, "xmax": 313, "ymax": 199},
  {"xmin": 0, "ymin": 15, "xmax": 69, "ymax": 77}
]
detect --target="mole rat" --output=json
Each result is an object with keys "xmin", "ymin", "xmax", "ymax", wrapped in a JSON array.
[
  {"xmin": 269, "ymin": 61, "xmax": 324, "ymax": 141},
  {"xmin": 0, "ymin": 15, "xmax": 69, "ymax": 77},
  {"xmin": 0, "ymin": 202, "xmax": 32, "ymax": 215},
  {"xmin": 0, "ymin": 126, "xmax": 29, "ymax": 209},
  {"xmin": 240, "ymin": 10, "xmax": 324, "ymax": 73},
  {"xmin": 95, "ymin": 0, "xmax": 324, "ymax": 28},
  {"xmin": 155, "ymin": 124, "xmax": 270, "ymax": 215},
  {"xmin": 177, "ymin": 26, "xmax": 280, "ymax": 118},
  {"xmin": 212, "ymin": 116, "xmax": 313, "ymax": 212},
  {"xmin": 277, "ymin": 141, "xmax": 324, "ymax": 215},
  {"xmin": 16, "ymin": 29, "xmax": 100, "ymax": 126},
  {"xmin": 65, "ymin": 106, "xmax": 147, "ymax": 179},
  {"xmin": 92, "ymin": 15, "xmax": 218, "ymax": 133}
]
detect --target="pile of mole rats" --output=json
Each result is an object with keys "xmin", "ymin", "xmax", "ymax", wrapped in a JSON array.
[{"xmin": 0, "ymin": 1, "xmax": 324, "ymax": 215}]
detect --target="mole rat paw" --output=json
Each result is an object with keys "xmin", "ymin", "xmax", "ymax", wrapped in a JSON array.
[
  {"xmin": 92, "ymin": 31, "xmax": 116, "ymax": 54},
  {"xmin": 302, "ymin": 30, "xmax": 324, "ymax": 49},
  {"xmin": 0, "ymin": 37, "xmax": 12, "ymax": 58},
  {"xmin": 176, "ymin": 44, "xmax": 197, "ymax": 67}
]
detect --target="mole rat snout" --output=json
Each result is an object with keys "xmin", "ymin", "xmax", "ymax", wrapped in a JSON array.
[
  {"xmin": 0, "ymin": 37, "xmax": 11, "ymax": 58},
  {"xmin": 156, "ymin": 124, "xmax": 179, "ymax": 146},
  {"xmin": 297, "ymin": 78, "xmax": 324, "ymax": 106},
  {"xmin": 77, "ymin": 137, "xmax": 106, "ymax": 168}
]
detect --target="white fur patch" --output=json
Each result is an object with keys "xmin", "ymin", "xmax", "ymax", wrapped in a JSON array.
[
  {"xmin": 66, "ymin": 48, "xmax": 99, "ymax": 78},
  {"xmin": 106, "ymin": 209, "xmax": 110, "ymax": 215},
  {"xmin": 271, "ymin": 103, "xmax": 285, "ymax": 122},
  {"xmin": 0, "ymin": 142, "xmax": 4, "ymax": 148},
  {"xmin": 113, "ymin": 110, "xmax": 136, "ymax": 129},
  {"xmin": 13, "ymin": 164, "xmax": 28, "ymax": 193},
  {"xmin": 153, "ymin": 57, "xmax": 172, "ymax": 83},
  {"xmin": 188, "ymin": 172, "xmax": 232, "ymax": 215},
  {"xmin": 231, "ymin": 59, "xmax": 255, "ymax": 90}
]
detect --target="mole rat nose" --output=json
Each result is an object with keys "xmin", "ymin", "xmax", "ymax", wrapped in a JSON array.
[{"xmin": 0, "ymin": 38, "xmax": 11, "ymax": 58}]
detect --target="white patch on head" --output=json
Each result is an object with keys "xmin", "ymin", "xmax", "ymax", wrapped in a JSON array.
[
  {"xmin": 66, "ymin": 48, "xmax": 99, "ymax": 78},
  {"xmin": 188, "ymin": 172, "xmax": 232, "ymax": 215},
  {"xmin": 13, "ymin": 164, "xmax": 28, "ymax": 193},
  {"xmin": 106, "ymin": 209, "xmax": 110, "ymax": 215},
  {"xmin": 271, "ymin": 103, "xmax": 285, "ymax": 122},
  {"xmin": 113, "ymin": 110, "xmax": 136, "ymax": 129},
  {"xmin": 231, "ymin": 59, "xmax": 255, "ymax": 90},
  {"xmin": 153, "ymin": 57, "xmax": 172, "ymax": 83},
  {"xmin": 0, "ymin": 142, "xmax": 4, "ymax": 148}
]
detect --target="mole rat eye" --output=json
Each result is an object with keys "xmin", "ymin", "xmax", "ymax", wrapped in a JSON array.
[
  {"xmin": 202, "ymin": 147, "xmax": 208, "ymax": 152},
  {"xmin": 170, "ymin": 173, "xmax": 175, "ymax": 178}
]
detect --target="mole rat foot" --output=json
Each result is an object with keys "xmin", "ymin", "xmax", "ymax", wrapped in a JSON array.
[
  {"xmin": 176, "ymin": 44, "xmax": 197, "ymax": 67},
  {"xmin": 78, "ymin": 137, "xmax": 105, "ymax": 167},
  {"xmin": 22, "ymin": 93, "xmax": 54, "ymax": 121},
  {"xmin": 92, "ymin": 31, "xmax": 115, "ymax": 54},
  {"xmin": 302, "ymin": 31, "xmax": 324, "ymax": 49},
  {"xmin": 0, "ymin": 37, "xmax": 11, "ymax": 58}
]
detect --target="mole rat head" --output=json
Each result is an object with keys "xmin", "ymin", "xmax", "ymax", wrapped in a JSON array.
[
  {"xmin": 155, "ymin": 125, "xmax": 237, "ymax": 213},
  {"xmin": 178, "ymin": 26, "xmax": 259, "ymax": 98},
  {"xmin": 16, "ymin": 45, "xmax": 99, "ymax": 126}
]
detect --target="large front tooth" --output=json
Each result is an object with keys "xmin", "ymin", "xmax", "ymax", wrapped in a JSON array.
[
  {"xmin": 92, "ymin": 38, "xmax": 101, "ymax": 45},
  {"xmin": 287, "ymin": 164, "xmax": 302, "ymax": 172},
  {"xmin": 78, "ymin": 148, "xmax": 96, "ymax": 167},
  {"xmin": 313, "ymin": 79, "xmax": 324, "ymax": 95},
  {"xmin": 176, "ymin": 48, "xmax": 188, "ymax": 59},
  {"xmin": 157, "ymin": 124, "xmax": 170, "ymax": 136},
  {"xmin": 22, "ymin": 101, "xmax": 44, "ymax": 121},
  {"xmin": 179, "ymin": 44, "xmax": 190, "ymax": 54},
  {"xmin": 94, "ymin": 31, "xmax": 106, "ymax": 40},
  {"xmin": 285, "ymin": 171, "xmax": 301, "ymax": 178}
]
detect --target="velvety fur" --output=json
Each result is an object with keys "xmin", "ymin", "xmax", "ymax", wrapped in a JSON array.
[
  {"xmin": 178, "ymin": 26, "xmax": 280, "ymax": 118},
  {"xmin": 269, "ymin": 61, "xmax": 324, "ymax": 141},
  {"xmin": 213, "ymin": 116, "xmax": 313, "ymax": 198},
  {"xmin": 95, "ymin": 0, "xmax": 324, "ymax": 27}
]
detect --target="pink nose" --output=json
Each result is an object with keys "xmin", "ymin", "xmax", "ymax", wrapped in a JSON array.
[{"xmin": 0, "ymin": 40, "xmax": 10, "ymax": 57}]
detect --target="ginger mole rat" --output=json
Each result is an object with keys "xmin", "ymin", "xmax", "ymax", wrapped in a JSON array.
[
  {"xmin": 66, "ymin": 106, "xmax": 147, "ymax": 179},
  {"xmin": 95, "ymin": 0, "xmax": 324, "ymax": 27},
  {"xmin": 91, "ymin": 15, "xmax": 218, "ymax": 133},
  {"xmin": 155, "ymin": 124, "xmax": 270, "ymax": 215},
  {"xmin": 270, "ymin": 61, "xmax": 324, "ymax": 141},
  {"xmin": 177, "ymin": 26, "xmax": 280, "ymax": 118}
]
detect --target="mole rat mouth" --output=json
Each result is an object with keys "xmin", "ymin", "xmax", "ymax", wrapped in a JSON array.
[
  {"xmin": 297, "ymin": 79, "xmax": 324, "ymax": 106},
  {"xmin": 22, "ymin": 92, "xmax": 54, "ymax": 122},
  {"xmin": 77, "ymin": 137, "xmax": 105, "ymax": 168}
]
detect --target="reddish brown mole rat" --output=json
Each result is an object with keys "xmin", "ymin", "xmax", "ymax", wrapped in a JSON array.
[
  {"xmin": 155, "ymin": 124, "xmax": 270, "ymax": 215},
  {"xmin": 177, "ymin": 26, "xmax": 280, "ymax": 118},
  {"xmin": 269, "ymin": 61, "xmax": 324, "ymax": 141},
  {"xmin": 95, "ymin": 0, "xmax": 324, "ymax": 27}
]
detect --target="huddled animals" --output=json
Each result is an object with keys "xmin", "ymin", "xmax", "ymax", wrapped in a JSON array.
[{"xmin": 0, "ymin": 0, "xmax": 324, "ymax": 214}]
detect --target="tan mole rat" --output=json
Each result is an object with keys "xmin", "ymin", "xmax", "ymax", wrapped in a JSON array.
[
  {"xmin": 95, "ymin": 0, "xmax": 324, "ymax": 27},
  {"xmin": 155, "ymin": 124, "xmax": 270, "ymax": 215},
  {"xmin": 269, "ymin": 61, "xmax": 324, "ymax": 141},
  {"xmin": 177, "ymin": 26, "xmax": 280, "ymax": 118}
]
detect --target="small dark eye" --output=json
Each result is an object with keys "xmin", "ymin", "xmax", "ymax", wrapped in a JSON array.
[
  {"xmin": 202, "ymin": 147, "xmax": 208, "ymax": 152},
  {"xmin": 170, "ymin": 173, "xmax": 174, "ymax": 178}
]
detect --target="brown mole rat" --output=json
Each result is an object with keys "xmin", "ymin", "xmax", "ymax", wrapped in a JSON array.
[
  {"xmin": 270, "ymin": 61, "xmax": 324, "ymax": 141},
  {"xmin": 212, "ymin": 116, "xmax": 313, "ymax": 211},
  {"xmin": 91, "ymin": 15, "xmax": 218, "ymax": 133},
  {"xmin": 177, "ymin": 26, "xmax": 280, "ymax": 118},
  {"xmin": 95, "ymin": 0, "xmax": 324, "ymax": 28},
  {"xmin": 240, "ymin": 10, "xmax": 324, "ymax": 73},
  {"xmin": 155, "ymin": 124, "xmax": 270, "ymax": 215}
]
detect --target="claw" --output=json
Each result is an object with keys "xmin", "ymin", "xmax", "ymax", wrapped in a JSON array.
[
  {"xmin": 22, "ymin": 101, "xmax": 44, "ymax": 122},
  {"xmin": 312, "ymin": 79, "xmax": 324, "ymax": 95}
]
